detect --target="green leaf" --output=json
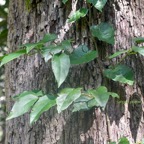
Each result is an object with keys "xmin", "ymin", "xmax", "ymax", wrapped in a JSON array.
[
  {"xmin": 133, "ymin": 37, "xmax": 144, "ymax": 44},
  {"xmin": 88, "ymin": 86, "xmax": 109, "ymax": 108},
  {"xmin": 90, "ymin": 22, "xmax": 115, "ymax": 45},
  {"xmin": 72, "ymin": 96, "xmax": 92, "ymax": 112},
  {"xmin": 56, "ymin": 88, "xmax": 82, "ymax": 113},
  {"xmin": 39, "ymin": 33, "xmax": 57, "ymax": 43},
  {"xmin": 104, "ymin": 65, "xmax": 134, "ymax": 85},
  {"xmin": 52, "ymin": 53, "xmax": 70, "ymax": 87},
  {"xmin": 21, "ymin": 43, "xmax": 43, "ymax": 53},
  {"xmin": 13, "ymin": 90, "xmax": 43, "ymax": 100},
  {"xmin": 108, "ymin": 92, "xmax": 119, "ymax": 98},
  {"xmin": 108, "ymin": 50, "xmax": 128, "ymax": 59},
  {"xmin": 30, "ymin": 95, "xmax": 56, "ymax": 124},
  {"xmin": 0, "ymin": 49, "xmax": 26, "ymax": 67},
  {"xmin": 41, "ymin": 45, "xmax": 62, "ymax": 62},
  {"xmin": 118, "ymin": 137, "xmax": 130, "ymax": 144},
  {"xmin": 70, "ymin": 45, "xmax": 98, "ymax": 65},
  {"xmin": 7, "ymin": 94, "xmax": 39, "ymax": 120},
  {"xmin": 132, "ymin": 46, "xmax": 144, "ymax": 56},
  {"xmin": 87, "ymin": 0, "xmax": 107, "ymax": 12},
  {"xmin": 68, "ymin": 8, "xmax": 88, "ymax": 23},
  {"xmin": 109, "ymin": 142, "xmax": 116, "ymax": 144},
  {"xmin": 62, "ymin": 0, "xmax": 68, "ymax": 4},
  {"xmin": 60, "ymin": 40, "xmax": 73, "ymax": 53}
]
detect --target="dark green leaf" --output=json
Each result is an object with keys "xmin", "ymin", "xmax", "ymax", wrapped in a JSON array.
[
  {"xmin": 118, "ymin": 137, "xmax": 130, "ymax": 144},
  {"xmin": 90, "ymin": 22, "xmax": 115, "ymax": 45},
  {"xmin": 21, "ymin": 43, "xmax": 43, "ymax": 53},
  {"xmin": 13, "ymin": 90, "xmax": 43, "ymax": 100},
  {"xmin": 30, "ymin": 95, "xmax": 56, "ymax": 124},
  {"xmin": 104, "ymin": 65, "xmax": 134, "ymax": 85},
  {"xmin": 109, "ymin": 50, "xmax": 128, "ymax": 59},
  {"xmin": 41, "ymin": 45, "xmax": 62, "ymax": 62},
  {"xmin": 87, "ymin": 0, "xmax": 107, "ymax": 12},
  {"xmin": 56, "ymin": 88, "xmax": 82, "ymax": 113},
  {"xmin": 52, "ymin": 53, "xmax": 70, "ymax": 87},
  {"xmin": 6, "ymin": 94, "xmax": 38, "ymax": 120},
  {"xmin": 88, "ymin": 86, "xmax": 109, "ymax": 108},
  {"xmin": 70, "ymin": 45, "xmax": 98, "ymax": 65},
  {"xmin": 108, "ymin": 92, "xmax": 119, "ymax": 98},
  {"xmin": 72, "ymin": 95, "xmax": 92, "ymax": 112},
  {"xmin": 62, "ymin": 0, "xmax": 68, "ymax": 4},
  {"xmin": 39, "ymin": 33, "xmax": 57, "ymax": 43},
  {"xmin": 0, "ymin": 49, "xmax": 26, "ymax": 67},
  {"xmin": 68, "ymin": 8, "xmax": 88, "ymax": 23},
  {"xmin": 133, "ymin": 37, "xmax": 144, "ymax": 44},
  {"xmin": 132, "ymin": 46, "xmax": 144, "ymax": 56}
]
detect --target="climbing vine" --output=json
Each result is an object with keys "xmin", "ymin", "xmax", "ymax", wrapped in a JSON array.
[{"xmin": 1, "ymin": 0, "xmax": 144, "ymax": 143}]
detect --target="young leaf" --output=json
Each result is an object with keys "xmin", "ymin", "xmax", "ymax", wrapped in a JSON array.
[
  {"xmin": 39, "ymin": 33, "xmax": 57, "ymax": 43},
  {"xmin": 0, "ymin": 49, "xmax": 26, "ymax": 67},
  {"xmin": 108, "ymin": 50, "xmax": 128, "ymax": 59},
  {"xmin": 6, "ymin": 94, "xmax": 39, "ymax": 120},
  {"xmin": 104, "ymin": 65, "xmax": 134, "ymax": 85},
  {"xmin": 133, "ymin": 37, "xmax": 144, "ymax": 44},
  {"xmin": 70, "ymin": 45, "xmax": 98, "ymax": 65},
  {"xmin": 52, "ymin": 53, "xmax": 70, "ymax": 87},
  {"xmin": 56, "ymin": 88, "xmax": 82, "ymax": 113},
  {"xmin": 30, "ymin": 95, "xmax": 56, "ymax": 124},
  {"xmin": 90, "ymin": 22, "xmax": 115, "ymax": 45},
  {"xmin": 132, "ymin": 46, "xmax": 144, "ymax": 56},
  {"xmin": 68, "ymin": 8, "xmax": 88, "ymax": 23}
]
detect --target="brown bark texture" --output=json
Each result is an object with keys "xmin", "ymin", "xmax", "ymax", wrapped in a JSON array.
[{"xmin": 5, "ymin": 0, "xmax": 144, "ymax": 144}]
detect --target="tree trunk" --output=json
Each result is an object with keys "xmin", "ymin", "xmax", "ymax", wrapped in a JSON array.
[{"xmin": 5, "ymin": 0, "xmax": 144, "ymax": 143}]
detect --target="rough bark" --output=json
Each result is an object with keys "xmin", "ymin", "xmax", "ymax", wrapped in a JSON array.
[{"xmin": 5, "ymin": 0, "xmax": 144, "ymax": 144}]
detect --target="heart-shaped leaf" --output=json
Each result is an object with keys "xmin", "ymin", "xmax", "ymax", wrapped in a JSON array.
[
  {"xmin": 30, "ymin": 95, "xmax": 56, "ymax": 124},
  {"xmin": 0, "ymin": 49, "xmax": 26, "ymax": 67},
  {"xmin": 68, "ymin": 8, "xmax": 88, "ymax": 23},
  {"xmin": 87, "ymin": 0, "xmax": 107, "ymax": 12},
  {"xmin": 70, "ymin": 45, "xmax": 98, "ymax": 64},
  {"xmin": 52, "ymin": 53, "xmax": 70, "ymax": 87},
  {"xmin": 56, "ymin": 88, "xmax": 82, "ymax": 113},
  {"xmin": 104, "ymin": 65, "xmax": 134, "ymax": 85},
  {"xmin": 7, "ymin": 94, "xmax": 39, "ymax": 120},
  {"xmin": 90, "ymin": 22, "xmax": 115, "ymax": 45}
]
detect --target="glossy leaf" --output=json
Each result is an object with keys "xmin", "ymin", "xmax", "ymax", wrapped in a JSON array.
[
  {"xmin": 40, "ymin": 33, "xmax": 57, "ymax": 43},
  {"xmin": 132, "ymin": 46, "xmax": 144, "ymax": 56},
  {"xmin": 109, "ymin": 50, "xmax": 128, "ymax": 59},
  {"xmin": 52, "ymin": 53, "xmax": 70, "ymax": 87},
  {"xmin": 90, "ymin": 22, "xmax": 115, "ymax": 45},
  {"xmin": 104, "ymin": 65, "xmax": 134, "ymax": 85},
  {"xmin": 0, "ymin": 49, "xmax": 26, "ymax": 67},
  {"xmin": 7, "ymin": 94, "xmax": 39, "ymax": 120},
  {"xmin": 56, "ymin": 88, "xmax": 82, "ymax": 113},
  {"xmin": 68, "ymin": 8, "xmax": 88, "ymax": 23},
  {"xmin": 70, "ymin": 45, "xmax": 98, "ymax": 64},
  {"xmin": 87, "ymin": 0, "xmax": 107, "ymax": 12},
  {"xmin": 30, "ymin": 95, "xmax": 56, "ymax": 124},
  {"xmin": 133, "ymin": 37, "xmax": 144, "ymax": 44}
]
